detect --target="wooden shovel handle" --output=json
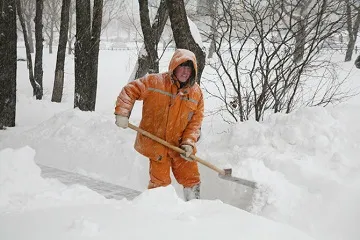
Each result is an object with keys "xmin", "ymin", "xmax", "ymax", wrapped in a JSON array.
[{"xmin": 128, "ymin": 123, "xmax": 226, "ymax": 175}]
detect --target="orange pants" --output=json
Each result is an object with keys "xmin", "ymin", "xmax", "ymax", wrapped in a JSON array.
[{"xmin": 148, "ymin": 154, "xmax": 200, "ymax": 189}]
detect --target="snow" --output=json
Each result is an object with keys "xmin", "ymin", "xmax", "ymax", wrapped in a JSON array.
[
  {"xmin": 188, "ymin": 17, "xmax": 204, "ymax": 49},
  {"xmin": 0, "ymin": 147, "xmax": 313, "ymax": 240},
  {"xmin": 0, "ymin": 47, "xmax": 360, "ymax": 240}
]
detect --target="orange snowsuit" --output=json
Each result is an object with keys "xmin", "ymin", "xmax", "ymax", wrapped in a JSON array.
[{"xmin": 115, "ymin": 49, "xmax": 204, "ymax": 189}]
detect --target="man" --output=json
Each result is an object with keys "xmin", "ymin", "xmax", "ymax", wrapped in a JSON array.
[
  {"xmin": 114, "ymin": 49, "xmax": 204, "ymax": 201},
  {"xmin": 355, "ymin": 55, "xmax": 360, "ymax": 69}
]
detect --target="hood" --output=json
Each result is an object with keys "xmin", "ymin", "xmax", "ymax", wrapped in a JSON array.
[{"xmin": 168, "ymin": 49, "xmax": 198, "ymax": 86}]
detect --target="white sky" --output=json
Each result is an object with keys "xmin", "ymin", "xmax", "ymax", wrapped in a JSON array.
[{"xmin": 0, "ymin": 45, "xmax": 360, "ymax": 240}]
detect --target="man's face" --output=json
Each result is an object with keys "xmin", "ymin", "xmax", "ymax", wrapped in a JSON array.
[{"xmin": 174, "ymin": 65, "xmax": 192, "ymax": 83}]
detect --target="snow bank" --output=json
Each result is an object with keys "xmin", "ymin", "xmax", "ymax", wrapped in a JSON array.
[
  {"xmin": 1, "ymin": 103, "xmax": 360, "ymax": 240},
  {"xmin": 200, "ymin": 104, "xmax": 360, "ymax": 240},
  {"xmin": 0, "ymin": 147, "xmax": 314, "ymax": 240},
  {"xmin": 0, "ymin": 147, "xmax": 113, "ymax": 212}
]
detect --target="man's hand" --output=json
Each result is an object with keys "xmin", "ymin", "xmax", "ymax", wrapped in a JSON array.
[
  {"xmin": 180, "ymin": 144, "xmax": 193, "ymax": 161},
  {"xmin": 115, "ymin": 115, "xmax": 129, "ymax": 129}
]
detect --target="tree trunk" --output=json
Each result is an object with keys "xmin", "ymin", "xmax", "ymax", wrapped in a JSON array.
[
  {"xmin": 130, "ymin": 0, "xmax": 168, "ymax": 80},
  {"xmin": 51, "ymin": 0, "xmax": 71, "ymax": 103},
  {"xmin": 74, "ymin": 0, "xmax": 92, "ymax": 111},
  {"xmin": 0, "ymin": 0, "xmax": 17, "ymax": 129},
  {"xmin": 293, "ymin": 19, "xmax": 306, "ymax": 63},
  {"xmin": 138, "ymin": 0, "xmax": 159, "ymax": 74},
  {"xmin": 25, "ymin": 16, "xmax": 34, "ymax": 53},
  {"xmin": 345, "ymin": 3, "xmax": 360, "ymax": 62},
  {"xmin": 88, "ymin": 0, "xmax": 103, "ymax": 110},
  {"xmin": 16, "ymin": 0, "xmax": 38, "ymax": 96},
  {"xmin": 49, "ymin": 20, "xmax": 54, "ymax": 54},
  {"xmin": 34, "ymin": 0, "xmax": 44, "ymax": 100},
  {"xmin": 166, "ymin": 0, "xmax": 206, "ymax": 84},
  {"xmin": 207, "ymin": 0, "xmax": 218, "ymax": 59},
  {"xmin": 196, "ymin": 0, "xmax": 208, "ymax": 15},
  {"xmin": 67, "ymin": 1, "xmax": 74, "ymax": 55},
  {"xmin": 74, "ymin": 0, "xmax": 103, "ymax": 111},
  {"xmin": 67, "ymin": 37, "xmax": 73, "ymax": 54},
  {"xmin": 345, "ymin": 38, "xmax": 356, "ymax": 61}
]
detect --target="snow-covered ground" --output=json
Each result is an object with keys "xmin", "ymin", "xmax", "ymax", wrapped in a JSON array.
[
  {"xmin": 1, "ymin": 48, "xmax": 360, "ymax": 240},
  {"xmin": 0, "ymin": 147, "xmax": 313, "ymax": 240}
]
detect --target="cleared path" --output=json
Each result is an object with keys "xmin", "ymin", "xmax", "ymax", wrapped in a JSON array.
[{"xmin": 38, "ymin": 164, "xmax": 141, "ymax": 200}]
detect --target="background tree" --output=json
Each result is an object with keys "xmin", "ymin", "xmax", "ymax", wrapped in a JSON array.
[
  {"xmin": 201, "ymin": 0, "xmax": 350, "ymax": 122},
  {"xmin": 102, "ymin": 0, "xmax": 126, "ymax": 34},
  {"xmin": 196, "ymin": 0, "xmax": 210, "ymax": 15},
  {"xmin": 206, "ymin": 0, "xmax": 219, "ymax": 59},
  {"xmin": 51, "ymin": 0, "xmax": 71, "ymax": 103},
  {"xmin": 0, "ymin": 0, "xmax": 17, "ymax": 129},
  {"xmin": 344, "ymin": 0, "xmax": 360, "ymax": 61},
  {"xmin": 279, "ymin": 0, "xmax": 312, "ymax": 63},
  {"xmin": 34, "ymin": 0, "xmax": 44, "ymax": 99},
  {"xmin": 74, "ymin": 0, "xmax": 91, "ymax": 110},
  {"xmin": 167, "ymin": 0, "xmax": 206, "ymax": 83},
  {"xmin": 272, "ymin": 0, "xmax": 344, "ymax": 63},
  {"xmin": 21, "ymin": 0, "xmax": 35, "ymax": 53},
  {"xmin": 129, "ymin": 0, "xmax": 168, "ymax": 80},
  {"xmin": 43, "ymin": 0, "xmax": 61, "ymax": 54},
  {"xmin": 89, "ymin": 0, "xmax": 104, "ymax": 108},
  {"xmin": 74, "ymin": 0, "xmax": 103, "ymax": 111},
  {"xmin": 67, "ymin": 0, "xmax": 75, "ymax": 54},
  {"xmin": 16, "ymin": 0, "xmax": 38, "ymax": 96}
]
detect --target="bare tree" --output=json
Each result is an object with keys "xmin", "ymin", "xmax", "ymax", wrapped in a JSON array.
[
  {"xmin": 167, "ymin": 0, "xmax": 206, "ymax": 83},
  {"xmin": 75, "ymin": 0, "xmax": 92, "ymax": 110},
  {"xmin": 0, "ymin": 0, "xmax": 17, "ymax": 129},
  {"xmin": 43, "ymin": 0, "xmax": 61, "ymax": 54},
  {"xmin": 206, "ymin": 0, "xmax": 218, "ymax": 58},
  {"xmin": 34, "ymin": 0, "xmax": 44, "ymax": 99},
  {"xmin": 280, "ymin": 1, "xmax": 312, "ymax": 63},
  {"xmin": 16, "ymin": 0, "xmax": 38, "ymax": 96},
  {"xmin": 189, "ymin": 0, "xmax": 219, "ymax": 58},
  {"xmin": 21, "ymin": 0, "xmax": 35, "ymax": 53},
  {"xmin": 129, "ymin": 0, "xmax": 168, "ymax": 80},
  {"xmin": 51, "ymin": 0, "xmax": 71, "ymax": 102},
  {"xmin": 344, "ymin": 0, "xmax": 360, "ymax": 61},
  {"xmin": 74, "ymin": 0, "xmax": 103, "ymax": 111},
  {"xmin": 196, "ymin": 0, "xmax": 211, "ymax": 15},
  {"xmin": 272, "ymin": 0, "xmax": 344, "ymax": 63},
  {"xmin": 67, "ymin": 0, "xmax": 75, "ymax": 54},
  {"xmin": 88, "ymin": 0, "xmax": 104, "ymax": 107},
  {"xmin": 202, "ymin": 0, "xmax": 349, "ymax": 122},
  {"xmin": 102, "ymin": 0, "xmax": 126, "ymax": 34}
]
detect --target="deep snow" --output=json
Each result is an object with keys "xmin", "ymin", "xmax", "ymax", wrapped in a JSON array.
[{"xmin": 1, "ymin": 47, "xmax": 360, "ymax": 240}]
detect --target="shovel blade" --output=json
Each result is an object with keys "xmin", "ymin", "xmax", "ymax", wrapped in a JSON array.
[{"xmin": 218, "ymin": 168, "xmax": 257, "ymax": 189}]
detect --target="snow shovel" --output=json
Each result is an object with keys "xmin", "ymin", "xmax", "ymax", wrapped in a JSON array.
[{"xmin": 128, "ymin": 123, "xmax": 257, "ymax": 189}]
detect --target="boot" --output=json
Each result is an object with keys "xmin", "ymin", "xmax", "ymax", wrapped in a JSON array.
[{"xmin": 183, "ymin": 184, "xmax": 200, "ymax": 201}]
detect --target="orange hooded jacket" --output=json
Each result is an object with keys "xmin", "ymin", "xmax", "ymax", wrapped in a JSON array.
[{"xmin": 115, "ymin": 49, "xmax": 204, "ymax": 161}]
